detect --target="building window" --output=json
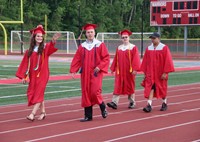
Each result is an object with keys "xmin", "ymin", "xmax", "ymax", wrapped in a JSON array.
[
  {"xmin": 153, "ymin": 7, "xmax": 156, "ymax": 13},
  {"xmin": 178, "ymin": 18, "xmax": 181, "ymax": 24},
  {"xmin": 193, "ymin": 1, "xmax": 197, "ymax": 9},
  {"xmin": 163, "ymin": 18, "xmax": 167, "ymax": 24},
  {"xmin": 189, "ymin": 17, "xmax": 193, "ymax": 24},
  {"xmin": 187, "ymin": 2, "xmax": 191, "ymax": 9},
  {"xmin": 180, "ymin": 2, "xmax": 184, "ymax": 9},
  {"xmin": 174, "ymin": 2, "xmax": 178, "ymax": 10},
  {"xmin": 173, "ymin": 18, "xmax": 177, "ymax": 24},
  {"xmin": 194, "ymin": 17, "xmax": 198, "ymax": 24},
  {"xmin": 157, "ymin": 7, "xmax": 161, "ymax": 13}
]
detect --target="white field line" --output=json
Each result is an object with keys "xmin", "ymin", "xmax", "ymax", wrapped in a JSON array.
[
  {"xmin": 0, "ymin": 85, "xmax": 199, "ymax": 114},
  {"xmin": 191, "ymin": 139, "xmax": 200, "ymax": 142},
  {"xmin": 0, "ymin": 79, "xmax": 81, "ymax": 89},
  {"xmin": 0, "ymin": 70, "xmax": 200, "ymax": 88},
  {"xmin": 24, "ymin": 108, "xmax": 200, "ymax": 142},
  {"xmin": 0, "ymin": 98, "xmax": 200, "ymax": 135},
  {"xmin": 0, "ymin": 86, "xmax": 199, "ymax": 115},
  {"xmin": 1, "ymin": 94, "xmax": 200, "ymax": 123},
  {"xmin": 0, "ymin": 79, "xmax": 199, "ymax": 99},
  {"xmin": 104, "ymin": 120, "xmax": 200, "ymax": 142}
]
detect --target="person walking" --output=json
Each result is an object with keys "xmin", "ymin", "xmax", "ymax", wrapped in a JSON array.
[
  {"xmin": 140, "ymin": 32, "xmax": 175, "ymax": 113},
  {"xmin": 107, "ymin": 29, "xmax": 140, "ymax": 109},
  {"xmin": 16, "ymin": 25, "xmax": 61, "ymax": 121},
  {"xmin": 70, "ymin": 23, "xmax": 110, "ymax": 122}
]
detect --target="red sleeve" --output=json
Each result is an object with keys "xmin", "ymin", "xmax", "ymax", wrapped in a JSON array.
[
  {"xmin": 97, "ymin": 43, "xmax": 110, "ymax": 73},
  {"xmin": 131, "ymin": 46, "xmax": 140, "ymax": 71},
  {"xmin": 15, "ymin": 50, "xmax": 29, "ymax": 79},
  {"xmin": 70, "ymin": 46, "xmax": 82, "ymax": 73},
  {"xmin": 45, "ymin": 41, "xmax": 58, "ymax": 56},
  {"xmin": 140, "ymin": 48, "xmax": 148, "ymax": 73},
  {"xmin": 163, "ymin": 46, "xmax": 175, "ymax": 73},
  {"xmin": 110, "ymin": 48, "xmax": 118, "ymax": 72}
]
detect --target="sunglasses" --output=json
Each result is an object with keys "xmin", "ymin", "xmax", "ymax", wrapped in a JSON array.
[{"xmin": 122, "ymin": 36, "xmax": 128, "ymax": 39}]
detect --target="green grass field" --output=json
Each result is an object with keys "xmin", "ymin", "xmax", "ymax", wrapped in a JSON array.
[
  {"xmin": 0, "ymin": 70, "xmax": 200, "ymax": 106},
  {"xmin": 0, "ymin": 58, "xmax": 200, "ymax": 106}
]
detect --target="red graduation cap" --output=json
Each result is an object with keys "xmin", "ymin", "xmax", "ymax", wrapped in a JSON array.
[
  {"xmin": 119, "ymin": 29, "xmax": 132, "ymax": 36},
  {"xmin": 30, "ymin": 25, "xmax": 46, "ymax": 35},
  {"xmin": 78, "ymin": 23, "xmax": 97, "ymax": 40},
  {"xmin": 82, "ymin": 23, "xmax": 97, "ymax": 31}
]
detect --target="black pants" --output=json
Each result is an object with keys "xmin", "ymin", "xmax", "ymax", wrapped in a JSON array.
[
  {"xmin": 84, "ymin": 102, "xmax": 106, "ymax": 118},
  {"xmin": 84, "ymin": 106, "xmax": 93, "ymax": 119},
  {"xmin": 151, "ymin": 83, "xmax": 156, "ymax": 91}
]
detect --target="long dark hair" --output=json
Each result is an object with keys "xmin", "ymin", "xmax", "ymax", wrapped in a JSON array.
[{"xmin": 28, "ymin": 34, "xmax": 45, "ymax": 57}]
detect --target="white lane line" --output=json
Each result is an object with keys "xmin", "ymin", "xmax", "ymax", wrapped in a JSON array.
[
  {"xmin": 24, "ymin": 108, "xmax": 200, "ymax": 142},
  {"xmin": 104, "ymin": 120, "xmax": 200, "ymax": 142},
  {"xmin": 0, "ymin": 82, "xmax": 199, "ymax": 104},
  {"xmin": 0, "ymin": 88, "xmax": 199, "ymax": 116},
  {"xmin": 191, "ymin": 139, "xmax": 200, "ymax": 142},
  {"xmin": 0, "ymin": 99, "xmax": 200, "ymax": 134},
  {"xmin": 0, "ymin": 88, "xmax": 81, "ymax": 99}
]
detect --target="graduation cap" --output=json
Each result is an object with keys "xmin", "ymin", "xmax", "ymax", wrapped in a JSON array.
[
  {"xmin": 30, "ymin": 25, "xmax": 46, "ymax": 35},
  {"xmin": 149, "ymin": 32, "xmax": 160, "ymax": 38},
  {"xmin": 119, "ymin": 29, "xmax": 132, "ymax": 36},
  {"xmin": 82, "ymin": 23, "xmax": 97, "ymax": 31},
  {"xmin": 78, "ymin": 23, "xmax": 97, "ymax": 40}
]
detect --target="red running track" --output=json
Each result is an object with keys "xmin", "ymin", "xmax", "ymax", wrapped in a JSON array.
[{"xmin": 0, "ymin": 83, "xmax": 200, "ymax": 142}]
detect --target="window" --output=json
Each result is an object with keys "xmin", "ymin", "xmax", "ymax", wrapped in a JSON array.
[
  {"xmin": 180, "ymin": 2, "xmax": 184, "ymax": 9},
  {"xmin": 157, "ymin": 7, "xmax": 161, "ymax": 13},
  {"xmin": 152, "ymin": 16, "xmax": 155, "ymax": 21},
  {"xmin": 178, "ymin": 18, "xmax": 181, "ymax": 24},
  {"xmin": 187, "ymin": 2, "xmax": 191, "ymax": 9},
  {"xmin": 189, "ymin": 17, "xmax": 193, "ymax": 24},
  {"xmin": 153, "ymin": 7, "xmax": 156, "ymax": 13},
  {"xmin": 194, "ymin": 17, "xmax": 198, "ymax": 24},
  {"xmin": 163, "ymin": 18, "xmax": 167, "ymax": 24},
  {"xmin": 193, "ymin": 1, "xmax": 197, "ymax": 9},
  {"xmin": 173, "ymin": 18, "xmax": 177, "ymax": 24},
  {"xmin": 174, "ymin": 2, "xmax": 178, "ymax": 10}
]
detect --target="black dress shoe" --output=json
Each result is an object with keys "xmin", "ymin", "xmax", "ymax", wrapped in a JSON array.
[
  {"xmin": 128, "ymin": 102, "xmax": 135, "ymax": 109},
  {"xmin": 101, "ymin": 109, "xmax": 108, "ymax": 118},
  {"xmin": 80, "ymin": 117, "xmax": 92, "ymax": 122},
  {"xmin": 160, "ymin": 103, "xmax": 168, "ymax": 111},
  {"xmin": 143, "ymin": 104, "xmax": 152, "ymax": 113},
  {"xmin": 107, "ymin": 102, "xmax": 117, "ymax": 109}
]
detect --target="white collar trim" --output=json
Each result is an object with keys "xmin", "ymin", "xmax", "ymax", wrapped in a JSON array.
[
  {"xmin": 148, "ymin": 43, "xmax": 165, "ymax": 50},
  {"xmin": 118, "ymin": 43, "xmax": 135, "ymax": 51},
  {"xmin": 81, "ymin": 38, "xmax": 102, "ymax": 50}
]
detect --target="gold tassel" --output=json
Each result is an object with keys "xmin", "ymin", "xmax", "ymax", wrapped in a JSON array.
[
  {"xmin": 128, "ymin": 45, "xmax": 132, "ymax": 73},
  {"xmin": 116, "ymin": 51, "xmax": 119, "ymax": 74}
]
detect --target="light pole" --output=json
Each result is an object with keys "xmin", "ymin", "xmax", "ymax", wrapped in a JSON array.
[
  {"xmin": 78, "ymin": 5, "xmax": 81, "ymax": 45},
  {"xmin": 141, "ymin": 0, "xmax": 144, "ymax": 58}
]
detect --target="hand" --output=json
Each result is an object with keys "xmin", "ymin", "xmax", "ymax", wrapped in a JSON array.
[
  {"xmin": 52, "ymin": 33, "xmax": 61, "ymax": 41},
  {"xmin": 22, "ymin": 78, "xmax": 27, "ymax": 84},
  {"xmin": 71, "ymin": 73, "xmax": 76, "ymax": 79},
  {"xmin": 132, "ymin": 70, "xmax": 137, "ymax": 75},
  {"xmin": 161, "ymin": 73, "xmax": 167, "ymax": 80},
  {"xmin": 94, "ymin": 67, "xmax": 100, "ymax": 74}
]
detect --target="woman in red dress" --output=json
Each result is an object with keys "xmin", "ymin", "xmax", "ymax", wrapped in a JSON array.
[{"xmin": 16, "ymin": 25, "xmax": 61, "ymax": 121}]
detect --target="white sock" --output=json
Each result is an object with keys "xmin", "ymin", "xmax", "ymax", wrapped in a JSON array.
[
  {"xmin": 163, "ymin": 98, "xmax": 167, "ymax": 104},
  {"xmin": 147, "ymin": 100, "xmax": 152, "ymax": 106}
]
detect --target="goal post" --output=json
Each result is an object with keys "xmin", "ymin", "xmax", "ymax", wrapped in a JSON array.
[
  {"xmin": 10, "ymin": 31, "xmax": 78, "ymax": 54},
  {"xmin": 96, "ymin": 32, "xmax": 153, "ymax": 55}
]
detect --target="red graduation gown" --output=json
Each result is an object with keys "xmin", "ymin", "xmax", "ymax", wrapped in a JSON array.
[
  {"xmin": 140, "ymin": 43, "xmax": 175, "ymax": 99},
  {"xmin": 16, "ymin": 41, "xmax": 57, "ymax": 106},
  {"xmin": 70, "ymin": 39, "xmax": 110, "ymax": 107},
  {"xmin": 110, "ymin": 44, "xmax": 140, "ymax": 95}
]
